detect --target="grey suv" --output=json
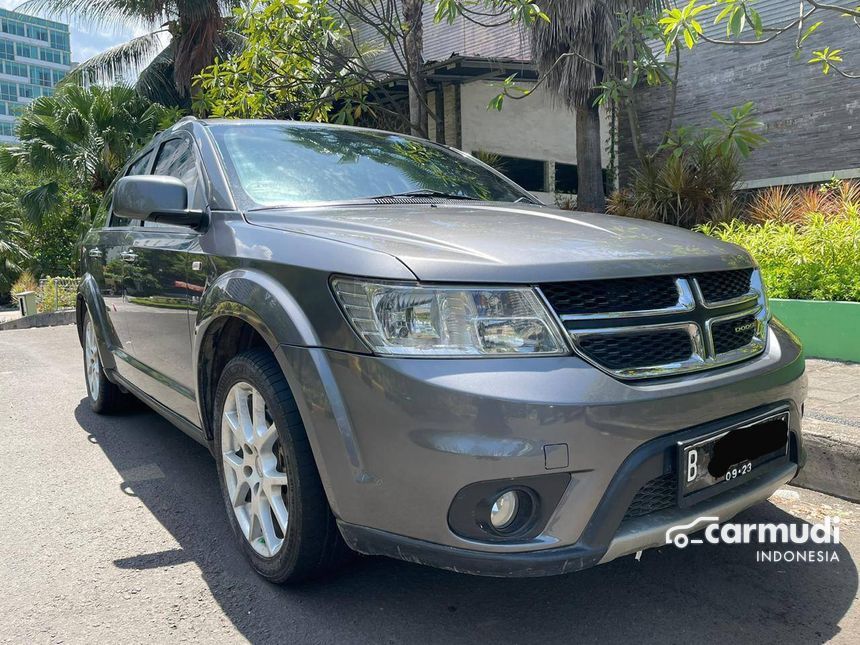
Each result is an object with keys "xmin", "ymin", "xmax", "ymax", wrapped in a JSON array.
[{"xmin": 77, "ymin": 118, "xmax": 806, "ymax": 582}]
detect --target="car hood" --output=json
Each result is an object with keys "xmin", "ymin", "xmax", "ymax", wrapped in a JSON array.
[{"xmin": 244, "ymin": 202, "xmax": 753, "ymax": 282}]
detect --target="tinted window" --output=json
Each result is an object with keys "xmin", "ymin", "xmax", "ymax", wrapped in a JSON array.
[
  {"xmin": 128, "ymin": 152, "xmax": 152, "ymax": 176},
  {"xmin": 147, "ymin": 138, "xmax": 200, "ymax": 228},
  {"xmin": 109, "ymin": 151, "xmax": 153, "ymax": 227},
  {"xmin": 153, "ymin": 138, "xmax": 199, "ymax": 197},
  {"xmin": 210, "ymin": 124, "xmax": 532, "ymax": 208}
]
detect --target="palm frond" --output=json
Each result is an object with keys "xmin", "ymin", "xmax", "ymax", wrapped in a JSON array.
[
  {"xmin": 532, "ymin": 0, "xmax": 653, "ymax": 108},
  {"xmin": 62, "ymin": 30, "xmax": 168, "ymax": 88},
  {"xmin": 136, "ymin": 44, "xmax": 187, "ymax": 107},
  {"xmin": 14, "ymin": 0, "xmax": 157, "ymax": 32},
  {"xmin": 19, "ymin": 182, "xmax": 62, "ymax": 226}
]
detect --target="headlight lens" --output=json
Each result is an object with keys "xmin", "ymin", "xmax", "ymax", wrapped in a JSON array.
[{"xmin": 331, "ymin": 278, "xmax": 568, "ymax": 356}]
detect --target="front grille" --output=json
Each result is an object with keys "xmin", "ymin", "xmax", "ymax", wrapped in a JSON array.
[
  {"xmin": 540, "ymin": 269, "xmax": 766, "ymax": 379},
  {"xmin": 712, "ymin": 314, "xmax": 757, "ymax": 354},
  {"xmin": 578, "ymin": 329, "xmax": 693, "ymax": 370},
  {"xmin": 623, "ymin": 473, "xmax": 676, "ymax": 520},
  {"xmin": 695, "ymin": 268, "xmax": 753, "ymax": 303},
  {"xmin": 540, "ymin": 276, "xmax": 678, "ymax": 316}
]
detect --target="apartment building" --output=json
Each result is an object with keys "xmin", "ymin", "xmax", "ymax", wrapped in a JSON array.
[{"xmin": 0, "ymin": 8, "xmax": 72, "ymax": 142}]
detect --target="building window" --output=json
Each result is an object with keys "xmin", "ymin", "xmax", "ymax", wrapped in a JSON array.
[
  {"xmin": 0, "ymin": 82, "xmax": 15, "ymax": 102},
  {"xmin": 50, "ymin": 31, "xmax": 69, "ymax": 51},
  {"xmin": 0, "ymin": 41, "xmax": 14, "ymax": 61},
  {"xmin": 15, "ymin": 43, "xmax": 38, "ymax": 60},
  {"xmin": 3, "ymin": 61, "xmax": 27, "ymax": 78},
  {"xmin": 555, "ymin": 162, "xmax": 612, "ymax": 195},
  {"xmin": 0, "ymin": 121, "xmax": 14, "ymax": 137},
  {"xmin": 26, "ymin": 25, "xmax": 48, "ymax": 42},
  {"xmin": 476, "ymin": 153, "xmax": 546, "ymax": 192},
  {"xmin": 1, "ymin": 19, "xmax": 25, "ymax": 38},
  {"xmin": 31, "ymin": 67, "xmax": 52, "ymax": 86}
]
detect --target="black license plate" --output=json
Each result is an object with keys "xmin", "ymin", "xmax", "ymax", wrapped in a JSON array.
[{"xmin": 677, "ymin": 411, "xmax": 790, "ymax": 507}]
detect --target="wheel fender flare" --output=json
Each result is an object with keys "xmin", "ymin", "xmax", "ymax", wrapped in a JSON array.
[
  {"xmin": 195, "ymin": 268, "xmax": 320, "ymax": 351},
  {"xmin": 194, "ymin": 269, "xmax": 320, "ymax": 438},
  {"xmin": 77, "ymin": 273, "xmax": 117, "ymax": 372}
]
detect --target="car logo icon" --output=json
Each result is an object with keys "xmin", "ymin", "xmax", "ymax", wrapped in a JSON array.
[{"xmin": 665, "ymin": 516, "xmax": 720, "ymax": 548}]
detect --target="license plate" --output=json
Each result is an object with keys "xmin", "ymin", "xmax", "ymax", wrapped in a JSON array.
[{"xmin": 677, "ymin": 411, "xmax": 789, "ymax": 507}]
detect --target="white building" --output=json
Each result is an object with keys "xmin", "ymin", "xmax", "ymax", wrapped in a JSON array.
[{"xmin": 0, "ymin": 8, "xmax": 72, "ymax": 143}]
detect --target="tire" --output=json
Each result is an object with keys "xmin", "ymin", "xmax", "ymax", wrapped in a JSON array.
[
  {"xmin": 213, "ymin": 349, "xmax": 349, "ymax": 583},
  {"xmin": 82, "ymin": 311, "xmax": 126, "ymax": 414}
]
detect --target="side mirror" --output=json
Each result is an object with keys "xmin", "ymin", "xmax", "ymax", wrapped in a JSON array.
[{"xmin": 113, "ymin": 175, "xmax": 205, "ymax": 228}]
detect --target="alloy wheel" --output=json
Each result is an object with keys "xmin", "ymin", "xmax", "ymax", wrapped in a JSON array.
[
  {"xmin": 84, "ymin": 317, "xmax": 100, "ymax": 402},
  {"xmin": 221, "ymin": 382, "xmax": 290, "ymax": 557}
]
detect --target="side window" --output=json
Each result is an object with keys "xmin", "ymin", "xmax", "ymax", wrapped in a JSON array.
[
  {"xmin": 109, "ymin": 151, "xmax": 153, "ymax": 227},
  {"xmin": 152, "ymin": 137, "xmax": 200, "ymax": 205}
]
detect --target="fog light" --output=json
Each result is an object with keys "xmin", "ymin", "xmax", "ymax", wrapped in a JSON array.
[{"xmin": 490, "ymin": 490, "xmax": 518, "ymax": 529}]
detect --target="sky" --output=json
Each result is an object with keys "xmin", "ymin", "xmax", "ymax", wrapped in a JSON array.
[{"xmin": 0, "ymin": 0, "xmax": 148, "ymax": 63}]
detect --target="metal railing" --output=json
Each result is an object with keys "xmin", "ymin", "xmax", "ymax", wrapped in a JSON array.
[{"xmin": 36, "ymin": 277, "xmax": 77, "ymax": 313}]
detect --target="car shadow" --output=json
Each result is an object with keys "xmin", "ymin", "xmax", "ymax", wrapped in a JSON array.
[{"xmin": 73, "ymin": 400, "xmax": 857, "ymax": 644}]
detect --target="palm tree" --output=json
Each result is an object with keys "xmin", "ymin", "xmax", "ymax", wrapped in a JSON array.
[
  {"xmin": 0, "ymin": 84, "xmax": 169, "ymax": 222},
  {"xmin": 16, "ymin": 0, "xmax": 238, "ymax": 106},
  {"xmin": 531, "ymin": 1, "xmax": 650, "ymax": 213},
  {"xmin": 0, "ymin": 199, "xmax": 29, "ymax": 298}
]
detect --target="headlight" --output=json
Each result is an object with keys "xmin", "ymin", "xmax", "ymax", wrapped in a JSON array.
[{"xmin": 331, "ymin": 277, "xmax": 569, "ymax": 357}]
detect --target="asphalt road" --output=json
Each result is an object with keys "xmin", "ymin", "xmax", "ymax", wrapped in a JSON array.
[{"xmin": 1, "ymin": 325, "xmax": 858, "ymax": 644}]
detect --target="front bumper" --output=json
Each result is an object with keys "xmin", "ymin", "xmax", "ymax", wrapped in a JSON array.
[
  {"xmin": 278, "ymin": 319, "xmax": 806, "ymax": 575},
  {"xmin": 338, "ymin": 460, "xmax": 797, "ymax": 577}
]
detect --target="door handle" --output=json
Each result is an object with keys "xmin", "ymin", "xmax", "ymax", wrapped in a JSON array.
[
  {"xmin": 88, "ymin": 248, "xmax": 103, "ymax": 259},
  {"xmin": 120, "ymin": 251, "xmax": 138, "ymax": 263}
]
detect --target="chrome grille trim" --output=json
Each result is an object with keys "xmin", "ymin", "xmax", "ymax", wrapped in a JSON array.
[
  {"xmin": 571, "ymin": 322, "xmax": 707, "ymax": 379},
  {"xmin": 538, "ymin": 269, "xmax": 769, "ymax": 380},
  {"xmin": 692, "ymin": 269, "xmax": 762, "ymax": 309},
  {"xmin": 558, "ymin": 278, "xmax": 695, "ymax": 321}
]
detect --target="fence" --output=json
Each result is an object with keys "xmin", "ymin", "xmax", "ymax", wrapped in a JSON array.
[{"xmin": 36, "ymin": 277, "xmax": 77, "ymax": 313}]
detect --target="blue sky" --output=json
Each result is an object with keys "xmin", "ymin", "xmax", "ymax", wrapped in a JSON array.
[{"xmin": 1, "ymin": 0, "xmax": 147, "ymax": 63}]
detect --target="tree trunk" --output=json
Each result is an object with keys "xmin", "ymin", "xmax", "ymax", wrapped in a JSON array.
[
  {"xmin": 575, "ymin": 103, "xmax": 606, "ymax": 213},
  {"xmin": 402, "ymin": 0, "xmax": 427, "ymax": 137}
]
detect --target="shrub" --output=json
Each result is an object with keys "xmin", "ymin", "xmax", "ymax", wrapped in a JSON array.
[
  {"xmin": 10, "ymin": 271, "xmax": 37, "ymax": 296},
  {"xmin": 698, "ymin": 213, "xmax": 860, "ymax": 302},
  {"xmin": 608, "ymin": 141, "xmax": 742, "ymax": 228},
  {"xmin": 747, "ymin": 179, "xmax": 860, "ymax": 223}
]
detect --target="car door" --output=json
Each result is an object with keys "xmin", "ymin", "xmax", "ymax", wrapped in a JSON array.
[
  {"xmin": 112, "ymin": 134, "xmax": 203, "ymax": 425},
  {"xmin": 81, "ymin": 152, "xmax": 153, "ymax": 353}
]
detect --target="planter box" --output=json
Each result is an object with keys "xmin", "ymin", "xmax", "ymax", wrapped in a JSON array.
[{"xmin": 770, "ymin": 299, "xmax": 860, "ymax": 363}]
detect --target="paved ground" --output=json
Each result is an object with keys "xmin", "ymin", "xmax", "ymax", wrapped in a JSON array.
[
  {"xmin": 0, "ymin": 307, "xmax": 21, "ymax": 324},
  {"xmin": 805, "ymin": 360, "xmax": 860, "ymax": 428},
  {"xmin": 0, "ymin": 325, "xmax": 858, "ymax": 644}
]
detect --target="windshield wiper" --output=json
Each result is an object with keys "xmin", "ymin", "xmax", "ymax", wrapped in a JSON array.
[{"xmin": 368, "ymin": 189, "xmax": 479, "ymax": 201}]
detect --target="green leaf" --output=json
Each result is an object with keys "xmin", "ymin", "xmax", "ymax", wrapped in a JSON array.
[{"xmin": 800, "ymin": 21, "xmax": 823, "ymax": 45}]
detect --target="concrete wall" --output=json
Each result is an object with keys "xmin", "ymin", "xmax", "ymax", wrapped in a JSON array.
[
  {"xmin": 459, "ymin": 81, "xmax": 610, "ymax": 166},
  {"xmin": 355, "ymin": 7, "xmax": 529, "ymax": 74},
  {"xmin": 620, "ymin": 11, "xmax": 860, "ymax": 188}
]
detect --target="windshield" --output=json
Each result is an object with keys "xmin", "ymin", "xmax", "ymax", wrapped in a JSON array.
[{"xmin": 209, "ymin": 123, "xmax": 534, "ymax": 208}]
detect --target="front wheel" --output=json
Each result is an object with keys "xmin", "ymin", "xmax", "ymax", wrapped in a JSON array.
[
  {"xmin": 82, "ymin": 312, "xmax": 126, "ymax": 414},
  {"xmin": 213, "ymin": 349, "xmax": 349, "ymax": 583}
]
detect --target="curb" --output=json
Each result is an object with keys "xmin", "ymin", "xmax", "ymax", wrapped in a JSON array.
[
  {"xmin": 0, "ymin": 310, "xmax": 75, "ymax": 331},
  {"xmin": 792, "ymin": 417, "xmax": 860, "ymax": 503}
]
